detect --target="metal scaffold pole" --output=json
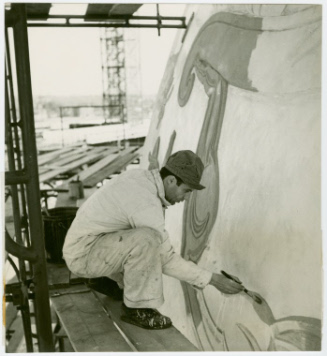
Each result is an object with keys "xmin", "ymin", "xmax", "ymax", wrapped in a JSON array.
[{"xmin": 5, "ymin": 3, "xmax": 55, "ymax": 352}]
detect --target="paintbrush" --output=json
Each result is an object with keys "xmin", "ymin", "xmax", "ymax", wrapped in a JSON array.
[{"xmin": 221, "ymin": 270, "xmax": 262, "ymax": 304}]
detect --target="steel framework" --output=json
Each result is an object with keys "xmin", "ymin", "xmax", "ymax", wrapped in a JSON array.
[
  {"xmin": 4, "ymin": 4, "xmax": 55, "ymax": 352},
  {"xmin": 100, "ymin": 27, "xmax": 127, "ymax": 124},
  {"xmin": 100, "ymin": 27, "xmax": 143, "ymax": 128}
]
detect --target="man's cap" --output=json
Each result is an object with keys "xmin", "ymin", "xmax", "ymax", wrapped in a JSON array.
[{"xmin": 164, "ymin": 150, "xmax": 205, "ymax": 190}]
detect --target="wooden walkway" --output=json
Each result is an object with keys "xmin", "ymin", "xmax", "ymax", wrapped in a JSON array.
[{"xmin": 47, "ymin": 263, "xmax": 199, "ymax": 352}]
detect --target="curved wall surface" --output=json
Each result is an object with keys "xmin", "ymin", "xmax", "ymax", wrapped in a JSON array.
[{"xmin": 141, "ymin": 4, "xmax": 322, "ymax": 351}]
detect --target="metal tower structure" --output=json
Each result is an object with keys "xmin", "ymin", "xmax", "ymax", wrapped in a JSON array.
[
  {"xmin": 100, "ymin": 28, "xmax": 127, "ymax": 124},
  {"xmin": 124, "ymin": 28, "xmax": 143, "ymax": 123},
  {"xmin": 100, "ymin": 27, "xmax": 143, "ymax": 125}
]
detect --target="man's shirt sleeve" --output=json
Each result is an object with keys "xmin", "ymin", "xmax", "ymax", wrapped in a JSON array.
[
  {"xmin": 160, "ymin": 233, "xmax": 212, "ymax": 289},
  {"xmin": 129, "ymin": 204, "xmax": 212, "ymax": 289}
]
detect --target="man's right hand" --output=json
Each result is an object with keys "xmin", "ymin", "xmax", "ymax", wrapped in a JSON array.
[{"xmin": 209, "ymin": 273, "xmax": 244, "ymax": 294}]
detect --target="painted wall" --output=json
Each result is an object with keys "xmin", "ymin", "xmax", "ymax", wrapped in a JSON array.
[{"xmin": 141, "ymin": 4, "xmax": 322, "ymax": 351}]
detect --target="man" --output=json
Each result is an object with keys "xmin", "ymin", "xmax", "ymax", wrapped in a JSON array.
[{"xmin": 63, "ymin": 150, "xmax": 243, "ymax": 330}]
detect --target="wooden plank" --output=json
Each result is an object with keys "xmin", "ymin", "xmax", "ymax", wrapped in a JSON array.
[
  {"xmin": 45, "ymin": 240, "xmax": 197, "ymax": 352},
  {"xmin": 93, "ymin": 292, "xmax": 199, "ymax": 352},
  {"xmin": 55, "ymin": 328, "xmax": 75, "ymax": 352},
  {"xmin": 39, "ymin": 150, "xmax": 108, "ymax": 183},
  {"xmin": 47, "ymin": 148, "xmax": 90, "ymax": 167},
  {"xmin": 59, "ymin": 147, "xmax": 120, "ymax": 189},
  {"xmin": 84, "ymin": 153, "xmax": 139, "ymax": 187},
  {"xmin": 39, "ymin": 147, "xmax": 110, "ymax": 176},
  {"xmin": 47, "ymin": 264, "xmax": 130, "ymax": 352},
  {"xmin": 63, "ymin": 152, "xmax": 119, "ymax": 187},
  {"xmin": 62, "ymin": 338, "xmax": 75, "ymax": 352},
  {"xmin": 82, "ymin": 148, "xmax": 139, "ymax": 187},
  {"xmin": 89, "ymin": 146, "xmax": 114, "ymax": 154},
  {"xmin": 47, "ymin": 152, "xmax": 86, "ymax": 168},
  {"xmin": 38, "ymin": 146, "xmax": 76, "ymax": 166},
  {"xmin": 38, "ymin": 166, "xmax": 52, "ymax": 174},
  {"xmin": 51, "ymin": 290, "xmax": 132, "ymax": 352},
  {"xmin": 40, "ymin": 146, "xmax": 93, "ymax": 168}
]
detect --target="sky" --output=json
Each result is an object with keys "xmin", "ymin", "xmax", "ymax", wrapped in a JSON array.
[{"xmin": 27, "ymin": 4, "xmax": 186, "ymax": 97}]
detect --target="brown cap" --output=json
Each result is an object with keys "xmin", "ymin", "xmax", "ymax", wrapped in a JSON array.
[{"xmin": 164, "ymin": 150, "xmax": 205, "ymax": 190}]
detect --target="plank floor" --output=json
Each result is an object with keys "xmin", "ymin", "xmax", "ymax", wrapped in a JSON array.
[
  {"xmin": 93, "ymin": 291, "xmax": 199, "ymax": 352},
  {"xmin": 51, "ymin": 287, "xmax": 132, "ymax": 352}
]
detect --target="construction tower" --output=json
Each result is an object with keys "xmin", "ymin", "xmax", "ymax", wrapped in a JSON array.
[{"xmin": 100, "ymin": 27, "xmax": 142, "ymax": 125}]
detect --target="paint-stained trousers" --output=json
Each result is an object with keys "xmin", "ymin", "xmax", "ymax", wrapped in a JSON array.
[{"xmin": 66, "ymin": 227, "xmax": 165, "ymax": 308}]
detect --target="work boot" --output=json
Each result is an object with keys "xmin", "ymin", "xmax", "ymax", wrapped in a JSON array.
[
  {"xmin": 121, "ymin": 303, "xmax": 172, "ymax": 330},
  {"xmin": 87, "ymin": 277, "xmax": 123, "ymax": 300}
]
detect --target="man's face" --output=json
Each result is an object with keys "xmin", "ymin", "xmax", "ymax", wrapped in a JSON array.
[{"xmin": 164, "ymin": 176, "xmax": 194, "ymax": 205}]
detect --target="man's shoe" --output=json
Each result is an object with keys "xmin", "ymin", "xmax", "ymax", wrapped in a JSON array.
[
  {"xmin": 87, "ymin": 277, "xmax": 123, "ymax": 300},
  {"xmin": 121, "ymin": 303, "xmax": 172, "ymax": 330}
]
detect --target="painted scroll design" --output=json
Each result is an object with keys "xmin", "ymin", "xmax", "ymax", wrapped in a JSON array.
[
  {"xmin": 178, "ymin": 60, "xmax": 229, "ymax": 350},
  {"xmin": 177, "ymin": 24, "xmax": 231, "ymax": 349},
  {"xmin": 163, "ymin": 130, "xmax": 177, "ymax": 166},
  {"xmin": 148, "ymin": 136, "xmax": 160, "ymax": 170},
  {"xmin": 180, "ymin": 58, "xmax": 227, "ymax": 263},
  {"xmin": 156, "ymin": 53, "xmax": 177, "ymax": 129},
  {"xmin": 177, "ymin": 10, "xmax": 321, "ymax": 351},
  {"xmin": 148, "ymin": 131, "xmax": 177, "ymax": 171},
  {"xmin": 248, "ymin": 296, "xmax": 321, "ymax": 351},
  {"xmin": 157, "ymin": 74, "xmax": 174, "ymax": 129}
]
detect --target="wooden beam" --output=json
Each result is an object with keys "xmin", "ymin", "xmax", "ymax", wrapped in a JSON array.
[
  {"xmin": 38, "ymin": 146, "xmax": 76, "ymax": 166},
  {"xmin": 39, "ymin": 149, "xmax": 108, "ymax": 183},
  {"xmin": 94, "ymin": 291, "xmax": 199, "ymax": 352},
  {"xmin": 51, "ymin": 289, "xmax": 132, "ymax": 352},
  {"xmin": 82, "ymin": 148, "xmax": 139, "ymax": 187},
  {"xmin": 58, "ymin": 147, "xmax": 131, "ymax": 189},
  {"xmin": 46, "ymin": 146, "xmax": 93, "ymax": 167}
]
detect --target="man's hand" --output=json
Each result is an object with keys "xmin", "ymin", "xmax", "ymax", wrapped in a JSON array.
[{"xmin": 209, "ymin": 273, "xmax": 244, "ymax": 294}]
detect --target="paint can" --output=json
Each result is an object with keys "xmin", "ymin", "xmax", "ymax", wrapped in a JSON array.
[{"xmin": 69, "ymin": 178, "xmax": 84, "ymax": 200}]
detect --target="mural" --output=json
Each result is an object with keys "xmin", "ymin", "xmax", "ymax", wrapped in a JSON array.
[{"xmin": 142, "ymin": 4, "xmax": 321, "ymax": 351}]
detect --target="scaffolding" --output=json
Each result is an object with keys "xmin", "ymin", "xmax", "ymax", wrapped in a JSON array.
[
  {"xmin": 100, "ymin": 25, "xmax": 143, "ymax": 125},
  {"xmin": 4, "ymin": 3, "xmax": 188, "ymax": 352},
  {"xmin": 100, "ymin": 28, "xmax": 126, "ymax": 124}
]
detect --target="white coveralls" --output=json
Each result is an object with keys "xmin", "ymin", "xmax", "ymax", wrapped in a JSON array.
[{"xmin": 63, "ymin": 169, "xmax": 212, "ymax": 308}]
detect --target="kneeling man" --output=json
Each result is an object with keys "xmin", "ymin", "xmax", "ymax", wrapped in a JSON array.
[{"xmin": 63, "ymin": 150, "xmax": 243, "ymax": 329}]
